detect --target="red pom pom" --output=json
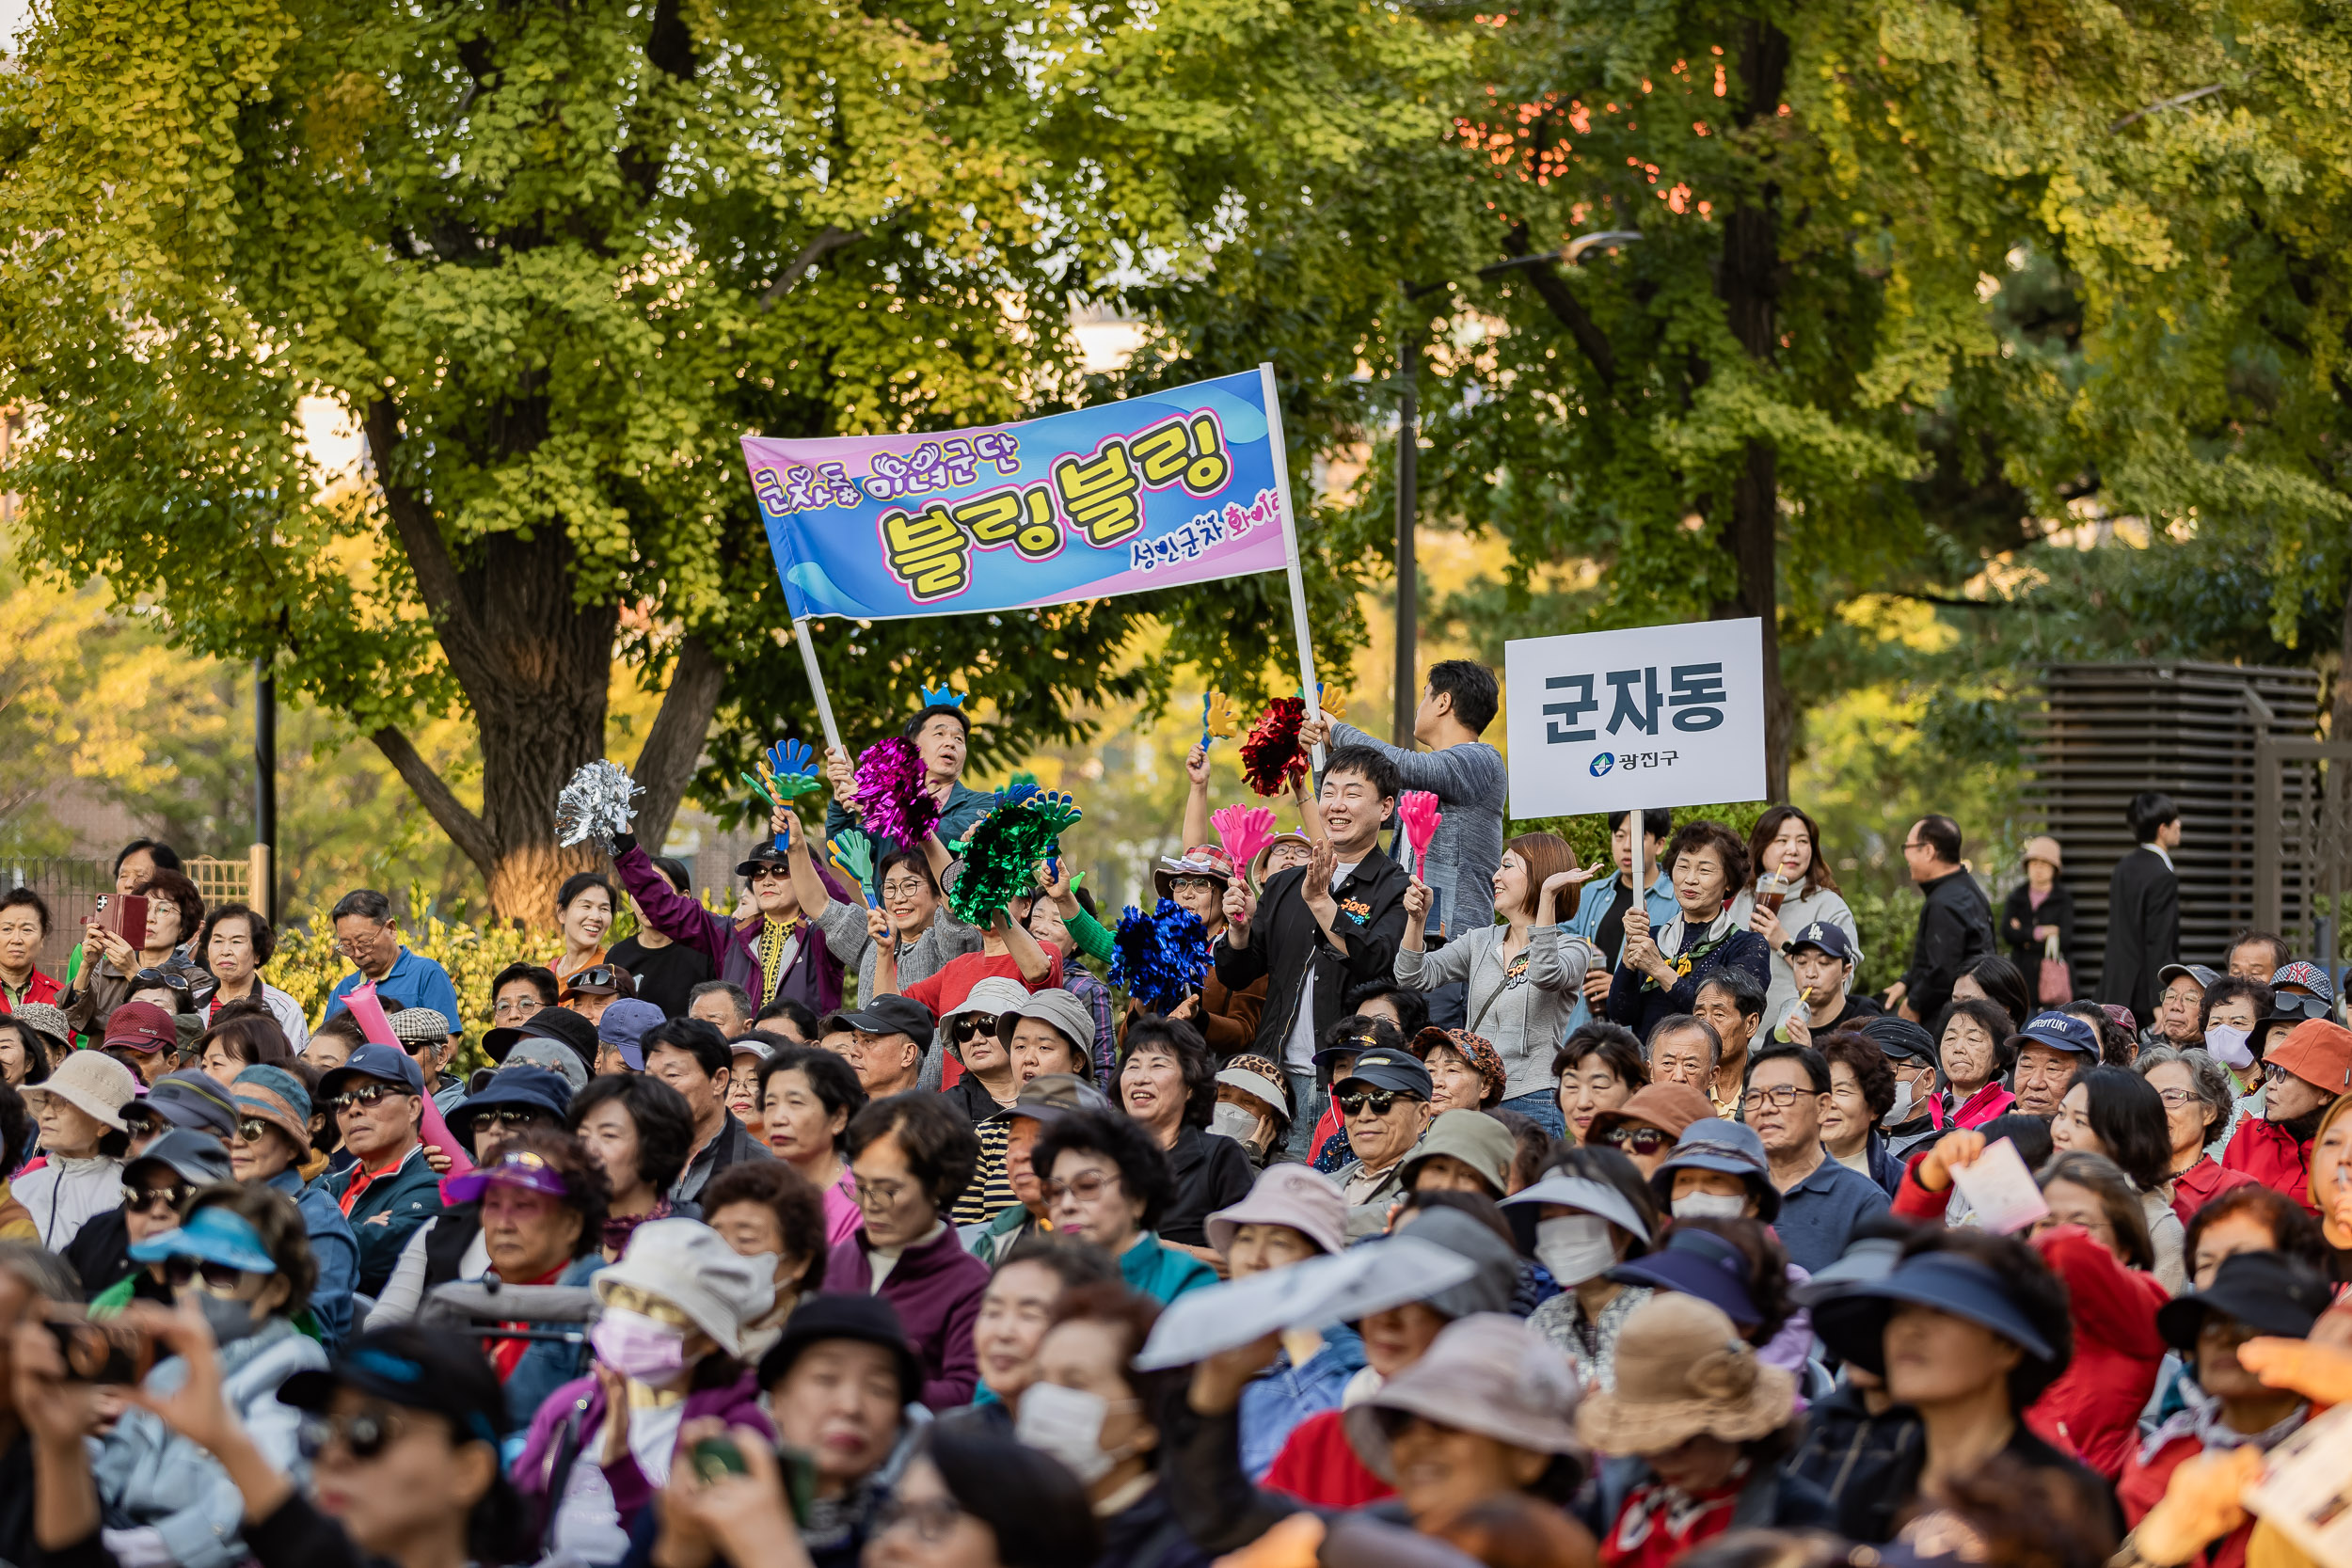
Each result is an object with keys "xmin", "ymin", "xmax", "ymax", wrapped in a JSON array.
[{"xmin": 1239, "ymin": 697, "xmax": 1308, "ymax": 798}]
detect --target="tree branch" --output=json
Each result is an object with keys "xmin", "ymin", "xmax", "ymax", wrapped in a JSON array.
[
  {"xmin": 1521, "ymin": 264, "xmax": 1618, "ymax": 385},
  {"xmin": 370, "ymin": 724, "xmax": 497, "ymax": 873},
  {"xmin": 630, "ymin": 631, "xmax": 726, "ymax": 853},
  {"xmin": 360, "ymin": 397, "xmax": 503, "ymax": 692},
  {"xmin": 761, "ymin": 228, "xmax": 864, "ymax": 309}
]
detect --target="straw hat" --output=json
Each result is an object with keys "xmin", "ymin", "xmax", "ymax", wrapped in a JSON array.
[
  {"xmin": 24, "ymin": 1050, "xmax": 138, "ymax": 1132},
  {"xmin": 1574, "ymin": 1292, "xmax": 1795, "ymax": 1457}
]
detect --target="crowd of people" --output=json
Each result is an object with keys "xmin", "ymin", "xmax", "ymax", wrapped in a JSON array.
[{"xmin": 0, "ymin": 669, "xmax": 2350, "ymax": 1568}]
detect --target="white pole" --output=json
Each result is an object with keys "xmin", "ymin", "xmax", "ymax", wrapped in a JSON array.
[
  {"xmin": 1629, "ymin": 812, "xmax": 1645, "ymax": 919},
  {"xmin": 793, "ymin": 615, "xmax": 844, "ymax": 757},
  {"xmin": 1259, "ymin": 362, "xmax": 1325, "ymax": 771}
]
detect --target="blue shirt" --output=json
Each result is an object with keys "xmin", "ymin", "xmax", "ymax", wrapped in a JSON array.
[
  {"xmin": 325, "ymin": 947, "xmax": 462, "ymax": 1026},
  {"xmin": 267, "ymin": 1166, "xmax": 359, "ymax": 1351},
  {"xmin": 1772, "ymin": 1150, "xmax": 1894, "ymax": 1275},
  {"xmin": 1238, "ymin": 1324, "xmax": 1365, "ymax": 1481}
]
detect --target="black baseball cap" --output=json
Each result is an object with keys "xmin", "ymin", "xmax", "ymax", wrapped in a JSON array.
[
  {"xmin": 484, "ymin": 1005, "xmax": 601, "ymax": 1068},
  {"xmin": 755, "ymin": 1292, "xmax": 921, "ymax": 1407},
  {"xmin": 839, "ymin": 994, "xmax": 936, "ymax": 1041},
  {"xmin": 454, "ymin": 1068, "xmax": 574, "ymax": 1155},
  {"xmin": 735, "ymin": 842, "xmax": 793, "ymax": 879},
  {"xmin": 278, "ymin": 1324, "xmax": 515, "ymax": 1445},
  {"xmin": 1332, "ymin": 1047, "xmax": 1433, "ymax": 1101},
  {"xmin": 2156, "ymin": 1251, "xmax": 2333, "ymax": 1352},
  {"xmin": 1859, "ymin": 1015, "xmax": 1938, "ymax": 1068}
]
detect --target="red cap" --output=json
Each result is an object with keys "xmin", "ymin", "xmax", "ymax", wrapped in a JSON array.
[
  {"xmin": 102, "ymin": 1000, "xmax": 177, "ymax": 1053},
  {"xmin": 2270, "ymin": 1019, "xmax": 2352, "ymax": 1096}
]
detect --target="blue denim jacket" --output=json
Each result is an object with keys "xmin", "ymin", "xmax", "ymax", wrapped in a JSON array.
[
  {"xmin": 267, "ymin": 1167, "xmax": 359, "ymax": 1350},
  {"xmin": 1560, "ymin": 870, "xmax": 1677, "ymax": 1036},
  {"xmin": 1237, "ymin": 1324, "xmax": 1366, "ymax": 1481}
]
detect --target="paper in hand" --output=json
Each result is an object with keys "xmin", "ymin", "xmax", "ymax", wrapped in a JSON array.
[
  {"xmin": 2243, "ymin": 1401, "xmax": 2352, "ymax": 1568},
  {"xmin": 1134, "ymin": 1235, "xmax": 1476, "ymax": 1370},
  {"xmin": 1948, "ymin": 1137, "xmax": 2050, "ymax": 1235}
]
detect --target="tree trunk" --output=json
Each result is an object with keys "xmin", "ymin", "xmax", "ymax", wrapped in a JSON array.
[
  {"xmin": 2337, "ymin": 567, "xmax": 2352, "ymax": 743},
  {"xmin": 632, "ymin": 632, "xmax": 726, "ymax": 853},
  {"xmin": 1713, "ymin": 19, "xmax": 1794, "ymax": 801}
]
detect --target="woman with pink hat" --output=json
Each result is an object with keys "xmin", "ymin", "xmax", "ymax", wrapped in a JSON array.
[{"xmin": 2001, "ymin": 834, "xmax": 2076, "ymax": 1001}]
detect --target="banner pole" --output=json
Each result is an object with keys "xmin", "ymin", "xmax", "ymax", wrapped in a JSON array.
[
  {"xmin": 793, "ymin": 615, "xmax": 845, "ymax": 758},
  {"xmin": 1259, "ymin": 362, "xmax": 1325, "ymax": 772}
]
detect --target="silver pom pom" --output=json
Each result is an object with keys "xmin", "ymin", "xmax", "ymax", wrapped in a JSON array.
[{"xmin": 555, "ymin": 760, "xmax": 644, "ymax": 848}]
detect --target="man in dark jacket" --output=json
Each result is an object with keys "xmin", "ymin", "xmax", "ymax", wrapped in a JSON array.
[
  {"xmin": 2100, "ymin": 790, "xmax": 2182, "ymax": 1032},
  {"xmin": 312, "ymin": 1044, "xmax": 447, "ymax": 1296},
  {"xmin": 1881, "ymin": 815, "xmax": 1993, "ymax": 1023},
  {"xmin": 644, "ymin": 1016, "xmax": 771, "ymax": 1204},
  {"xmin": 1215, "ymin": 745, "xmax": 1411, "ymax": 1159}
]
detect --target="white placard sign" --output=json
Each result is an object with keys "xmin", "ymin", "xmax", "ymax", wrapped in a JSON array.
[{"xmin": 1503, "ymin": 618, "xmax": 1767, "ymax": 818}]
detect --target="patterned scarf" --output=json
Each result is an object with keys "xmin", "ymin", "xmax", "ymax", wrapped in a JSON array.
[
  {"xmin": 602, "ymin": 1197, "xmax": 676, "ymax": 1259},
  {"xmin": 755, "ymin": 915, "xmax": 804, "ymax": 1004}
]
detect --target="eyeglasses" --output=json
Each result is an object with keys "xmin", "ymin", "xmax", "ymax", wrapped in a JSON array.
[
  {"xmin": 1042, "ymin": 1170, "xmax": 1122, "ymax": 1205},
  {"xmin": 2152, "ymin": 1087, "xmax": 2201, "ymax": 1109},
  {"xmin": 879, "ymin": 879, "xmax": 930, "ymax": 901},
  {"xmin": 853, "ymin": 1177, "xmax": 913, "ymax": 1210},
  {"xmin": 1601, "ymin": 1127, "xmax": 1673, "ymax": 1155},
  {"xmin": 1336, "ymin": 1090, "xmax": 1406, "ymax": 1117},
  {"xmin": 331, "ymin": 1082, "xmax": 406, "ymax": 1112},
  {"xmin": 160, "ymin": 1256, "xmax": 250, "ymax": 1292},
  {"xmin": 120, "ymin": 1182, "xmax": 194, "ymax": 1214},
  {"xmin": 298, "ymin": 1409, "xmax": 405, "ymax": 1463},
  {"xmin": 491, "ymin": 997, "xmax": 543, "ymax": 1022},
  {"xmin": 470, "ymin": 1107, "xmax": 547, "ymax": 1132},
  {"xmin": 1169, "ymin": 876, "xmax": 1221, "ymax": 894},
  {"xmin": 873, "ymin": 1495, "xmax": 967, "ymax": 1544},
  {"xmin": 2264, "ymin": 1061, "xmax": 2296, "ymax": 1086},
  {"xmin": 950, "ymin": 1014, "xmax": 998, "ymax": 1042},
  {"xmin": 1740, "ymin": 1085, "xmax": 1817, "ymax": 1112}
]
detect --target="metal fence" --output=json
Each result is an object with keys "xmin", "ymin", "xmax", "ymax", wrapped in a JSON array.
[{"xmin": 0, "ymin": 854, "xmax": 254, "ymax": 979}]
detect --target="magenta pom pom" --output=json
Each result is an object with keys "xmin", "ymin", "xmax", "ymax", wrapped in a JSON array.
[
  {"xmin": 1211, "ymin": 804, "xmax": 1277, "ymax": 875},
  {"xmin": 1396, "ymin": 790, "xmax": 1442, "ymax": 879},
  {"xmin": 850, "ymin": 736, "xmax": 939, "ymax": 847}
]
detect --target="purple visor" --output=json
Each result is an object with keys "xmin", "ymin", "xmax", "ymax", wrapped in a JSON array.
[{"xmin": 439, "ymin": 1149, "xmax": 572, "ymax": 1206}]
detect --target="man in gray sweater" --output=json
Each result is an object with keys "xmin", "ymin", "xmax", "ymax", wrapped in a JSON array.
[{"xmin": 1301, "ymin": 659, "xmax": 1508, "ymax": 1029}]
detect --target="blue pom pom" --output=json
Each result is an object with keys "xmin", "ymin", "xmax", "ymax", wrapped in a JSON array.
[{"xmin": 1108, "ymin": 897, "xmax": 1209, "ymax": 1014}]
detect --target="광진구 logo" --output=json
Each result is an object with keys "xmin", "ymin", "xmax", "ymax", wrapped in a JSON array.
[{"xmin": 1589, "ymin": 752, "xmax": 1615, "ymax": 777}]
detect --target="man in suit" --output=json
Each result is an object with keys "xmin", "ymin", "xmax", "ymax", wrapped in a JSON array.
[
  {"xmin": 2101, "ymin": 790, "xmax": 2182, "ymax": 1032},
  {"xmin": 1216, "ymin": 744, "xmax": 1412, "ymax": 1159}
]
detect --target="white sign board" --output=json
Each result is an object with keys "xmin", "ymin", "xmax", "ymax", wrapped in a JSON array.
[{"xmin": 1503, "ymin": 618, "xmax": 1767, "ymax": 818}]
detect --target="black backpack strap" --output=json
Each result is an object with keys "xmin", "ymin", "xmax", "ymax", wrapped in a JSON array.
[{"xmin": 535, "ymin": 1392, "xmax": 596, "ymax": 1552}]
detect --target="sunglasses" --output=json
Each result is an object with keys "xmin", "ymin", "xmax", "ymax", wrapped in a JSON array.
[
  {"xmin": 298, "ymin": 1409, "xmax": 406, "ymax": 1463},
  {"xmin": 1602, "ymin": 1127, "xmax": 1674, "ymax": 1155},
  {"xmin": 132, "ymin": 969, "xmax": 192, "ymax": 992},
  {"xmin": 331, "ymin": 1082, "xmax": 406, "ymax": 1112},
  {"xmin": 949, "ymin": 1014, "xmax": 999, "ymax": 1042},
  {"xmin": 120, "ymin": 1182, "xmax": 194, "ymax": 1214},
  {"xmin": 233, "ymin": 1117, "xmax": 281, "ymax": 1145},
  {"xmin": 567, "ymin": 967, "xmax": 620, "ymax": 992},
  {"xmin": 1336, "ymin": 1090, "xmax": 1406, "ymax": 1117},
  {"xmin": 470, "ymin": 1106, "xmax": 546, "ymax": 1132},
  {"xmin": 160, "ymin": 1256, "xmax": 250, "ymax": 1292}
]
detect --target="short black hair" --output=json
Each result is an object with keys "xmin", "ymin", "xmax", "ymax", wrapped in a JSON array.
[
  {"xmin": 1118, "ymin": 1014, "xmax": 1216, "ymax": 1129},
  {"xmin": 2125, "ymin": 791, "xmax": 2179, "ymax": 843},
  {"xmin": 0, "ymin": 1017, "xmax": 50, "ymax": 1085},
  {"xmin": 845, "ymin": 1091, "xmax": 980, "ymax": 1210},
  {"xmin": 689, "ymin": 980, "xmax": 755, "ymax": 1026},
  {"xmin": 1695, "ymin": 967, "xmax": 1767, "ymax": 1023},
  {"xmin": 1607, "ymin": 808, "xmax": 1674, "ymax": 842},
  {"xmin": 2226, "ymin": 929, "xmax": 2291, "ymax": 975},
  {"xmin": 491, "ymin": 962, "xmax": 561, "ymax": 1009},
  {"xmin": 2065, "ymin": 1065, "xmax": 2174, "ymax": 1193},
  {"xmin": 0, "ymin": 1081, "xmax": 30, "ymax": 1173},
  {"xmin": 1936, "ymin": 997, "xmax": 2020, "ymax": 1069},
  {"xmin": 556, "ymin": 873, "xmax": 614, "ymax": 915},
  {"xmin": 1340, "ymin": 979, "xmax": 1428, "ymax": 1038},
  {"xmin": 925, "ymin": 1419, "xmax": 1103, "ymax": 1568},
  {"xmin": 1647, "ymin": 1012, "xmax": 1721, "ymax": 1065},
  {"xmin": 1664, "ymin": 819, "xmax": 1749, "ymax": 894},
  {"xmin": 113, "ymin": 839, "xmax": 182, "ymax": 877},
  {"xmin": 1321, "ymin": 743, "xmax": 1401, "ymax": 809},
  {"xmin": 2058, "ymin": 1000, "xmax": 2137, "ymax": 1066},
  {"xmin": 1972, "ymin": 1112, "xmax": 2055, "ymax": 1170},
  {"xmin": 1743, "ymin": 1040, "xmax": 1830, "ymax": 1094},
  {"xmin": 999, "ymin": 1231, "xmax": 1122, "ymax": 1291},
  {"xmin": 642, "ymin": 1017, "xmax": 730, "ymax": 1079},
  {"xmin": 1960, "ymin": 955, "xmax": 2033, "ymax": 1032},
  {"xmin": 1425, "ymin": 659, "xmax": 1499, "ymax": 736},
  {"xmin": 1552, "ymin": 1021, "xmax": 1645, "ymax": 1086},
  {"xmin": 330, "ymin": 888, "xmax": 393, "ymax": 925},
  {"xmin": 874, "ymin": 848, "xmax": 937, "ymax": 899},
  {"xmin": 701, "ymin": 1159, "xmax": 831, "ymax": 1296},
  {"xmin": 648, "ymin": 855, "xmax": 694, "ymax": 896},
  {"xmin": 197, "ymin": 903, "xmax": 276, "ymax": 968},
  {"xmin": 755, "ymin": 997, "xmax": 821, "ymax": 1041},
  {"xmin": 1913, "ymin": 815, "xmax": 1963, "ymax": 864},
  {"xmin": 2184, "ymin": 1182, "xmax": 2326, "ymax": 1274},
  {"xmin": 566, "ymin": 1073, "xmax": 697, "ymax": 1194},
  {"xmin": 903, "ymin": 704, "xmax": 974, "ymax": 742},
  {"xmin": 0, "ymin": 888, "xmax": 51, "ymax": 937},
  {"xmin": 1031, "ymin": 1108, "xmax": 1175, "ymax": 1230},
  {"xmin": 2198, "ymin": 975, "xmax": 2272, "ymax": 1037},
  {"xmin": 756, "ymin": 1045, "xmax": 869, "ymax": 1153}
]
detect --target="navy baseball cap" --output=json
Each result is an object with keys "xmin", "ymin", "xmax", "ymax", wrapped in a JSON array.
[
  {"xmin": 1810, "ymin": 1251, "xmax": 2058, "ymax": 1373},
  {"xmin": 1788, "ymin": 921, "xmax": 1854, "ymax": 963},
  {"xmin": 455, "ymin": 1067, "xmax": 573, "ymax": 1154},
  {"xmin": 1332, "ymin": 1047, "xmax": 1433, "ymax": 1101},
  {"xmin": 596, "ymin": 998, "xmax": 665, "ymax": 1070},
  {"xmin": 318, "ymin": 1042, "xmax": 426, "ymax": 1101},
  {"xmin": 2013, "ymin": 1009, "xmax": 2100, "ymax": 1060},
  {"xmin": 145, "ymin": 1069, "xmax": 238, "ymax": 1139},
  {"xmin": 1860, "ymin": 1015, "xmax": 1938, "ymax": 1067},
  {"xmin": 1608, "ymin": 1227, "xmax": 1762, "ymax": 1328}
]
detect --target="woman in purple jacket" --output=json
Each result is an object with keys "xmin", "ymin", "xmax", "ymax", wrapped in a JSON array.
[
  {"xmin": 823, "ymin": 1091, "xmax": 992, "ymax": 1411},
  {"xmin": 512, "ymin": 1219, "xmax": 779, "ymax": 1564},
  {"xmin": 608, "ymin": 817, "xmax": 846, "ymax": 1019}
]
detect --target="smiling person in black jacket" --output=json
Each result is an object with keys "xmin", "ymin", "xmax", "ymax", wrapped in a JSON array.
[{"xmin": 1215, "ymin": 745, "xmax": 1412, "ymax": 1160}]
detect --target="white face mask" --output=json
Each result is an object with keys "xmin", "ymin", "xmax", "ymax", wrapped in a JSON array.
[
  {"xmin": 1210, "ymin": 1102, "xmax": 1267, "ymax": 1150},
  {"xmin": 1534, "ymin": 1212, "xmax": 1617, "ymax": 1286},
  {"xmin": 1885, "ymin": 1077, "xmax": 1915, "ymax": 1125},
  {"xmin": 2205, "ymin": 1026, "xmax": 2254, "ymax": 1070},
  {"xmin": 1014, "ymin": 1381, "xmax": 1134, "ymax": 1484},
  {"xmin": 1671, "ymin": 1192, "xmax": 1748, "ymax": 1221}
]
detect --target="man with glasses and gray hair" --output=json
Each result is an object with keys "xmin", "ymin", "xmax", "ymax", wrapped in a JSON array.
[
  {"xmin": 323, "ymin": 889, "xmax": 463, "ymax": 1053},
  {"xmin": 1740, "ymin": 1040, "xmax": 1890, "ymax": 1273}
]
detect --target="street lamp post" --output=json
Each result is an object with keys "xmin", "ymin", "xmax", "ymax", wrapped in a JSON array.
[{"xmin": 1389, "ymin": 230, "xmax": 1641, "ymax": 745}]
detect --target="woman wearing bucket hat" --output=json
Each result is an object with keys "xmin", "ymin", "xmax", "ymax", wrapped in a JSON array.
[
  {"xmin": 1205, "ymin": 1164, "xmax": 1363, "ymax": 1480},
  {"xmin": 511, "ymin": 1218, "xmax": 778, "ymax": 1563},
  {"xmin": 92, "ymin": 1184, "xmax": 328, "ymax": 1568},
  {"xmin": 1808, "ymin": 1227, "xmax": 2109, "ymax": 1544},
  {"xmin": 17, "ymin": 1048, "xmax": 136, "ymax": 1248},
  {"xmin": 1575, "ymin": 1292, "xmax": 1825, "ymax": 1563},
  {"xmin": 2001, "ymin": 835, "xmax": 2076, "ymax": 986},
  {"xmin": 1509, "ymin": 1148, "xmax": 1665, "ymax": 1391}
]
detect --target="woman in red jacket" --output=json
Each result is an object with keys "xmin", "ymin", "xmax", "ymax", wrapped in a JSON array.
[{"xmin": 2220, "ymin": 1018, "xmax": 2351, "ymax": 1216}]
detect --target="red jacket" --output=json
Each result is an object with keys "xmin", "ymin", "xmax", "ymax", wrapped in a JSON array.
[
  {"xmin": 2221, "ymin": 1117, "xmax": 2316, "ymax": 1216},
  {"xmin": 1891, "ymin": 1150, "xmax": 1955, "ymax": 1222},
  {"xmin": 2120, "ymin": 1432, "xmax": 2252, "ymax": 1568},
  {"xmin": 0, "ymin": 970, "xmax": 62, "ymax": 1013},
  {"xmin": 2025, "ymin": 1227, "xmax": 2169, "ymax": 1480},
  {"xmin": 2168, "ymin": 1156, "xmax": 2258, "ymax": 1228},
  {"xmin": 1260, "ymin": 1408, "xmax": 1393, "ymax": 1509}
]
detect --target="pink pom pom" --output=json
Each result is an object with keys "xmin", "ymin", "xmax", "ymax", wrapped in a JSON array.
[
  {"xmin": 1211, "ymin": 804, "xmax": 1276, "ymax": 874},
  {"xmin": 1396, "ymin": 790, "xmax": 1443, "ymax": 879},
  {"xmin": 850, "ymin": 736, "xmax": 940, "ymax": 847}
]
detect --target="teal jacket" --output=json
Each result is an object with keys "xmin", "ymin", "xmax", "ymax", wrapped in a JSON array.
[
  {"xmin": 1118, "ymin": 1231, "xmax": 1218, "ymax": 1305},
  {"xmin": 311, "ymin": 1145, "xmax": 444, "ymax": 1298}
]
